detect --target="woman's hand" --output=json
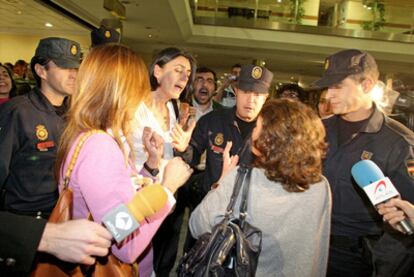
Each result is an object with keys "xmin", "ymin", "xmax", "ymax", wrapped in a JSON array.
[
  {"xmin": 217, "ymin": 141, "xmax": 239, "ymax": 184},
  {"xmin": 161, "ymin": 157, "xmax": 193, "ymax": 194},
  {"xmin": 171, "ymin": 120, "xmax": 196, "ymax": 153},
  {"xmin": 142, "ymin": 127, "xmax": 164, "ymax": 168},
  {"xmin": 378, "ymin": 198, "xmax": 414, "ymax": 233}
]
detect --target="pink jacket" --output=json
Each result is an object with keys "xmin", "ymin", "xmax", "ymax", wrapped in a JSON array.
[{"xmin": 60, "ymin": 132, "xmax": 174, "ymax": 276}]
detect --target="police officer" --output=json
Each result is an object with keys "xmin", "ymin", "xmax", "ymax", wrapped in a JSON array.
[
  {"xmin": 0, "ymin": 37, "xmax": 81, "ymax": 218},
  {"xmin": 173, "ymin": 64, "xmax": 273, "ymax": 198},
  {"xmin": 314, "ymin": 49, "xmax": 414, "ymax": 276},
  {"xmin": 90, "ymin": 25, "xmax": 121, "ymax": 48}
]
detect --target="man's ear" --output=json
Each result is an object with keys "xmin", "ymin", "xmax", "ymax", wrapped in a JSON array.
[
  {"xmin": 34, "ymin": 64, "xmax": 47, "ymax": 80},
  {"xmin": 361, "ymin": 77, "xmax": 375, "ymax": 94},
  {"xmin": 153, "ymin": 64, "xmax": 163, "ymax": 83}
]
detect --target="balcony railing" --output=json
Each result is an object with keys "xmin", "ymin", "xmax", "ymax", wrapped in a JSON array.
[{"xmin": 190, "ymin": 0, "xmax": 414, "ymax": 43}]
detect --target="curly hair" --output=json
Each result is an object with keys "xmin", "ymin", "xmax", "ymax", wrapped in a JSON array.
[{"xmin": 253, "ymin": 99, "xmax": 327, "ymax": 192}]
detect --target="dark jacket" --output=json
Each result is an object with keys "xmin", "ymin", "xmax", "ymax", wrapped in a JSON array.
[
  {"xmin": 181, "ymin": 107, "xmax": 251, "ymax": 193},
  {"xmin": 0, "ymin": 212, "xmax": 47, "ymax": 274},
  {"xmin": 323, "ymin": 104, "xmax": 414, "ymax": 238},
  {"xmin": 0, "ymin": 88, "xmax": 66, "ymax": 215}
]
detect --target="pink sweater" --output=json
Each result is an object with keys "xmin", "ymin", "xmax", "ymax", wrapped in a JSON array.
[{"xmin": 60, "ymin": 132, "xmax": 174, "ymax": 276}]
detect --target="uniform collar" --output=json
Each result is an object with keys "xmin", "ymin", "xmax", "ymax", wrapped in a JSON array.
[
  {"xmin": 29, "ymin": 87, "xmax": 68, "ymax": 115},
  {"xmin": 359, "ymin": 102, "xmax": 384, "ymax": 133}
]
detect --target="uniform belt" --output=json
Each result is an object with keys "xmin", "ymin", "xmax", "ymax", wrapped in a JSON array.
[
  {"xmin": 330, "ymin": 235, "xmax": 363, "ymax": 250},
  {"xmin": 6, "ymin": 209, "xmax": 51, "ymax": 220}
]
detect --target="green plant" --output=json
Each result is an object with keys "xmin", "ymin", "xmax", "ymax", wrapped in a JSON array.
[
  {"xmin": 361, "ymin": 0, "xmax": 386, "ymax": 31},
  {"xmin": 289, "ymin": 0, "xmax": 306, "ymax": 24}
]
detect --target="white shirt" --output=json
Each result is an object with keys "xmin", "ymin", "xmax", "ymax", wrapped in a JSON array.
[{"xmin": 131, "ymin": 102, "xmax": 177, "ymax": 177}]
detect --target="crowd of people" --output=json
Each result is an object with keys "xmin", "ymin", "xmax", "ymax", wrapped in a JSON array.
[{"xmin": 1, "ymin": 25, "xmax": 414, "ymax": 277}]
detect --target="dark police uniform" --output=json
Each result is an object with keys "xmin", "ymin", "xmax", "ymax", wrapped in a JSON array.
[
  {"xmin": 324, "ymin": 104, "xmax": 414, "ymax": 237},
  {"xmin": 315, "ymin": 49, "xmax": 414, "ymax": 276},
  {"xmin": 324, "ymin": 105, "xmax": 414, "ymax": 275},
  {"xmin": 181, "ymin": 64, "xmax": 273, "ymax": 195},
  {"xmin": 182, "ymin": 106, "xmax": 249, "ymax": 193},
  {"xmin": 0, "ymin": 212, "xmax": 47, "ymax": 274},
  {"xmin": 0, "ymin": 88, "xmax": 66, "ymax": 216},
  {"xmin": 0, "ymin": 37, "xmax": 80, "ymax": 218}
]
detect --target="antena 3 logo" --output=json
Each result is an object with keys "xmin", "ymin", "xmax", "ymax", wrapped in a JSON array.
[
  {"xmin": 363, "ymin": 177, "xmax": 399, "ymax": 206},
  {"xmin": 102, "ymin": 203, "xmax": 140, "ymax": 243},
  {"xmin": 115, "ymin": 211, "xmax": 133, "ymax": 230}
]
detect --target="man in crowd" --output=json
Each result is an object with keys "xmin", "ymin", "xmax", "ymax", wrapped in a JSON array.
[
  {"xmin": 190, "ymin": 66, "xmax": 223, "ymax": 121},
  {"xmin": 214, "ymin": 63, "xmax": 242, "ymax": 107},
  {"xmin": 0, "ymin": 37, "xmax": 81, "ymax": 219},
  {"xmin": 314, "ymin": 49, "xmax": 414, "ymax": 276},
  {"xmin": 174, "ymin": 64, "xmax": 273, "ymax": 200}
]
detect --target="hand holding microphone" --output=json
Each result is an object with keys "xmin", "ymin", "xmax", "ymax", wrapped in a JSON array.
[
  {"xmin": 351, "ymin": 159, "xmax": 414, "ymax": 235},
  {"xmin": 378, "ymin": 198, "xmax": 414, "ymax": 234},
  {"xmin": 101, "ymin": 183, "xmax": 168, "ymax": 243}
]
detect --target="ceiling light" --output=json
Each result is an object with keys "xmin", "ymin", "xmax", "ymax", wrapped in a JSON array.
[
  {"xmin": 45, "ymin": 22, "xmax": 53, "ymax": 27},
  {"xmin": 148, "ymin": 34, "xmax": 153, "ymax": 38},
  {"xmin": 277, "ymin": 0, "xmax": 282, "ymax": 3},
  {"xmin": 16, "ymin": 10, "xmax": 22, "ymax": 15}
]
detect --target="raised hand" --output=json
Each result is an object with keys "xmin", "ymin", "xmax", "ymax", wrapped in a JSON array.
[
  {"xmin": 161, "ymin": 157, "xmax": 193, "ymax": 194},
  {"xmin": 217, "ymin": 141, "xmax": 239, "ymax": 184},
  {"xmin": 142, "ymin": 127, "xmax": 164, "ymax": 168},
  {"xmin": 171, "ymin": 120, "xmax": 196, "ymax": 153}
]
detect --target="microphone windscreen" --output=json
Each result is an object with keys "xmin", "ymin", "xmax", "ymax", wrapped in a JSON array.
[
  {"xmin": 127, "ymin": 184, "xmax": 168, "ymax": 222},
  {"xmin": 351, "ymin": 160, "xmax": 385, "ymax": 188}
]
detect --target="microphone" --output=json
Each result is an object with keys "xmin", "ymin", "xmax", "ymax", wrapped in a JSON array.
[
  {"xmin": 101, "ymin": 184, "xmax": 168, "ymax": 243},
  {"xmin": 351, "ymin": 160, "xmax": 414, "ymax": 235}
]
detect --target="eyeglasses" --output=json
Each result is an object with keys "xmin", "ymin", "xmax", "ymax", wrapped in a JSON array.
[{"xmin": 195, "ymin": 77, "xmax": 215, "ymax": 86}]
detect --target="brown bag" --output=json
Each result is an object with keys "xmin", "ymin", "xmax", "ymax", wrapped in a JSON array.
[{"xmin": 31, "ymin": 130, "xmax": 138, "ymax": 277}]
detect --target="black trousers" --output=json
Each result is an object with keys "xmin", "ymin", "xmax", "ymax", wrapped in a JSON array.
[
  {"xmin": 327, "ymin": 235, "xmax": 372, "ymax": 277},
  {"xmin": 152, "ymin": 172, "xmax": 206, "ymax": 277}
]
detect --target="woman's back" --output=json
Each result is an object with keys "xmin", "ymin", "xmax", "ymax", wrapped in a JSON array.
[{"xmin": 189, "ymin": 167, "xmax": 331, "ymax": 277}]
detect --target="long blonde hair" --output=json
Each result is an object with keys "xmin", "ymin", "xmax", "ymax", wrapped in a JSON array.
[{"xmin": 55, "ymin": 44, "xmax": 150, "ymax": 179}]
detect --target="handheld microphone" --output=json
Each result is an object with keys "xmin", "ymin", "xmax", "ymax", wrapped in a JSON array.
[
  {"xmin": 351, "ymin": 160, "xmax": 414, "ymax": 235},
  {"xmin": 101, "ymin": 184, "xmax": 168, "ymax": 243}
]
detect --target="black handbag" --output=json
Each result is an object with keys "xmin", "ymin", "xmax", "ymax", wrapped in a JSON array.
[{"xmin": 177, "ymin": 166, "xmax": 262, "ymax": 277}]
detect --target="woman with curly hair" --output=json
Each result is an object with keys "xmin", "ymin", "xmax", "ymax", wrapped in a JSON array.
[{"xmin": 189, "ymin": 98, "xmax": 332, "ymax": 276}]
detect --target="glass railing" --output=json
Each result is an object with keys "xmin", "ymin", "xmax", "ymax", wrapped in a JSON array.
[{"xmin": 190, "ymin": 0, "xmax": 414, "ymax": 43}]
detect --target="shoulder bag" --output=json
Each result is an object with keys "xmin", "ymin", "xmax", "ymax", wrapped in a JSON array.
[
  {"xmin": 31, "ymin": 130, "xmax": 137, "ymax": 277},
  {"xmin": 177, "ymin": 166, "xmax": 262, "ymax": 277}
]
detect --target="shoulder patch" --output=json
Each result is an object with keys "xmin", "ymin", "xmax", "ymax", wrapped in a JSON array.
[{"xmin": 406, "ymin": 159, "xmax": 414, "ymax": 179}]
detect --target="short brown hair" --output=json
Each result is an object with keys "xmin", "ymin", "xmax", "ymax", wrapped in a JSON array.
[{"xmin": 253, "ymin": 99, "xmax": 327, "ymax": 192}]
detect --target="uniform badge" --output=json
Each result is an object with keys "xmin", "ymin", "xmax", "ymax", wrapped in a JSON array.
[
  {"xmin": 251, "ymin": 66, "xmax": 262, "ymax": 80},
  {"xmin": 324, "ymin": 59, "xmax": 330, "ymax": 70},
  {"xmin": 361, "ymin": 150, "xmax": 373, "ymax": 160},
  {"xmin": 36, "ymin": 125, "xmax": 48, "ymax": 141},
  {"xmin": 70, "ymin": 45, "xmax": 78, "ymax": 56},
  {"xmin": 104, "ymin": 30, "xmax": 111, "ymax": 38},
  {"xmin": 214, "ymin": 133, "xmax": 224, "ymax": 146},
  {"xmin": 406, "ymin": 159, "xmax": 414, "ymax": 179}
]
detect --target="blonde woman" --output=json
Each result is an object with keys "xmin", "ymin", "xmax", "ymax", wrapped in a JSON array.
[{"xmin": 55, "ymin": 44, "xmax": 192, "ymax": 276}]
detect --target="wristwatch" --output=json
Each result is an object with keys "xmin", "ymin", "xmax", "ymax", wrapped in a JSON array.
[{"xmin": 144, "ymin": 162, "xmax": 159, "ymax": 177}]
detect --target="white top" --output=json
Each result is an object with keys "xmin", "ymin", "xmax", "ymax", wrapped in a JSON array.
[
  {"xmin": 132, "ymin": 101, "xmax": 177, "ymax": 175},
  {"xmin": 192, "ymin": 97, "xmax": 213, "ymax": 122}
]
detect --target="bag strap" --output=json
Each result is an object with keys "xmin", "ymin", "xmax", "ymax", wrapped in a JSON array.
[
  {"xmin": 238, "ymin": 166, "xmax": 252, "ymax": 228},
  {"xmin": 62, "ymin": 130, "xmax": 106, "ymax": 190},
  {"xmin": 224, "ymin": 166, "xmax": 250, "ymax": 220}
]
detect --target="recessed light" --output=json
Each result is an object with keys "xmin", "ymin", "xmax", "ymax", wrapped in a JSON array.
[
  {"xmin": 148, "ymin": 34, "xmax": 153, "ymax": 38},
  {"xmin": 16, "ymin": 10, "xmax": 22, "ymax": 15},
  {"xmin": 45, "ymin": 22, "xmax": 53, "ymax": 27}
]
